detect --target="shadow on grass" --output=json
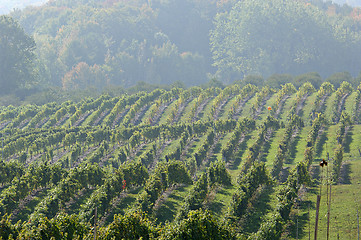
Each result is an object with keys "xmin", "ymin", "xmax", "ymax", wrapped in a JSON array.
[
  {"xmin": 106, "ymin": 195, "xmax": 134, "ymax": 224},
  {"xmin": 239, "ymin": 185, "xmax": 275, "ymax": 235},
  {"xmin": 217, "ymin": 100, "xmax": 230, "ymax": 118},
  {"xmin": 229, "ymin": 135, "xmax": 251, "ymax": 170},
  {"xmin": 13, "ymin": 188, "xmax": 49, "ymax": 224},
  {"xmin": 298, "ymin": 108, "xmax": 304, "ymax": 118},
  {"xmin": 168, "ymin": 185, "xmax": 188, "ymax": 199},
  {"xmin": 205, "ymin": 142, "xmax": 222, "ymax": 166},
  {"xmin": 155, "ymin": 185, "xmax": 189, "ymax": 223},
  {"xmin": 279, "ymin": 167, "xmax": 290, "ymax": 183},
  {"xmin": 197, "ymin": 111, "xmax": 204, "ymax": 120},
  {"xmin": 104, "ymin": 187, "xmax": 143, "ymax": 225},
  {"xmin": 339, "ymin": 162, "xmax": 351, "ymax": 184},
  {"xmin": 310, "ymin": 164, "xmax": 321, "ymax": 181},
  {"xmin": 134, "ymin": 105, "xmax": 150, "ymax": 125},
  {"xmin": 213, "ymin": 142, "xmax": 222, "ymax": 154},
  {"xmin": 299, "ymin": 199, "xmax": 315, "ymax": 211},
  {"xmin": 186, "ymin": 141, "xmax": 199, "ymax": 155},
  {"xmin": 216, "ymin": 186, "xmax": 232, "ymax": 195},
  {"xmin": 315, "ymin": 127, "xmax": 328, "ymax": 156},
  {"xmin": 155, "ymin": 198, "xmax": 179, "ymax": 223},
  {"xmin": 260, "ymin": 132, "xmax": 274, "ymax": 163},
  {"xmin": 289, "ymin": 199, "xmax": 314, "ymax": 239},
  {"xmin": 288, "ymin": 134, "xmax": 301, "ymax": 163},
  {"xmin": 344, "ymin": 128, "xmax": 353, "ymax": 153},
  {"xmin": 68, "ymin": 188, "xmax": 95, "ymax": 215},
  {"xmin": 208, "ymin": 198, "xmax": 226, "ymax": 219}
]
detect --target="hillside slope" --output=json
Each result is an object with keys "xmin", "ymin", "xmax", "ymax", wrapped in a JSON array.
[{"xmin": 0, "ymin": 81, "xmax": 360, "ymax": 238}]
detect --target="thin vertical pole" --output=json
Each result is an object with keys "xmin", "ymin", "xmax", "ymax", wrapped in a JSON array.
[
  {"xmin": 327, "ymin": 165, "xmax": 330, "ymax": 240},
  {"xmin": 327, "ymin": 183, "xmax": 331, "ymax": 240},
  {"xmin": 315, "ymin": 195, "xmax": 321, "ymax": 240},
  {"xmin": 94, "ymin": 206, "xmax": 97, "ymax": 240},
  {"xmin": 357, "ymin": 209, "xmax": 360, "ymax": 240},
  {"xmin": 296, "ymin": 198, "xmax": 299, "ymax": 240},
  {"xmin": 335, "ymin": 216, "xmax": 339, "ymax": 240},
  {"xmin": 309, "ymin": 204, "xmax": 311, "ymax": 240},
  {"xmin": 320, "ymin": 167, "xmax": 323, "ymax": 196},
  {"xmin": 326, "ymin": 165, "xmax": 329, "ymax": 208},
  {"xmin": 297, "ymin": 217, "xmax": 299, "ymax": 240}
]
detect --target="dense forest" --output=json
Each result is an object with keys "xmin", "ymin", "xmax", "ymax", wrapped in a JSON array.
[{"xmin": 1, "ymin": 0, "xmax": 361, "ymax": 102}]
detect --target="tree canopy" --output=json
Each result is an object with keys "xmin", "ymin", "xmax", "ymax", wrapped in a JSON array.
[
  {"xmin": 1, "ymin": 0, "xmax": 361, "ymax": 95},
  {"xmin": 210, "ymin": 0, "xmax": 361, "ymax": 82},
  {"xmin": 0, "ymin": 15, "xmax": 36, "ymax": 94}
]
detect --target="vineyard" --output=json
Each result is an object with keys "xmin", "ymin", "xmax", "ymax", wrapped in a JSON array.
[{"xmin": 0, "ymin": 82, "xmax": 361, "ymax": 239}]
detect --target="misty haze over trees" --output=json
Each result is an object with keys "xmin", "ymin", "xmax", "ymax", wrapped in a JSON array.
[
  {"xmin": 0, "ymin": 0, "xmax": 47, "ymax": 14},
  {"xmin": 1, "ymin": 0, "xmax": 361, "ymax": 101},
  {"xmin": 3, "ymin": 1, "xmax": 361, "ymax": 239},
  {"xmin": 331, "ymin": 0, "xmax": 361, "ymax": 7}
]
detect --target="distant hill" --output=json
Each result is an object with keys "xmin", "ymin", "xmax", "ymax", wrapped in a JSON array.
[{"xmin": 0, "ymin": 0, "xmax": 48, "ymax": 14}]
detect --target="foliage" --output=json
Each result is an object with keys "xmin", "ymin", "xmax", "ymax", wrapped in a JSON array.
[
  {"xmin": 211, "ymin": 0, "xmax": 361, "ymax": 81},
  {"xmin": 272, "ymin": 83, "xmax": 296, "ymax": 115},
  {"xmin": 0, "ymin": 82, "xmax": 359, "ymax": 238},
  {"xmin": 221, "ymin": 118, "xmax": 256, "ymax": 161},
  {"xmin": 0, "ymin": 16, "xmax": 36, "ymax": 95},
  {"xmin": 1, "ymin": 0, "xmax": 360, "ymax": 94},
  {"xmin": 100, "ymin": 210, "xmax": 156, "ymax": 240},
  {"xmin": 271, "ymin": 115, "xmax": 304, "ymax": 178},
  {"xmin": 136, "ymin": 160, "xmax": 191, "ymax": 213},
  {"xmin": 11, "ymin": 0, "xmax": 214, "ymax": 89},
  {"xmin": 0, "ymin": 214, "xmax": 19, "ymax": 239},
  {"xmin": 226, "ymin": 162, "xmax": 271, "ymax": 223},
  {"xmin": 18, "ymin": 213, "xmax": 88, "ymax": 240},
  {"xmin": 330, "ymin": 81, "xmax": 353, "ymax": 123},
  {"xmin": 254, "ymin": 161, "xmax": 310, "ymax": 239},
  {"xmin": 252, "ymin": 212, "xmax": 284, "ymax": 240},
  {"xmin": 207, "ymin": 160, "xmax": 232, "ymax": 187},
  {"xmin": 160, "ymin": 209, "xmax": 236, "ymax": 240},
  {"xmin": 314, "ymin": 82, "xmax": 335, "ymax": 112},
  {"xmin": 325, "ymin": 71, "xmax": 354, "ymax": 89},
  {"xmin": 241, "ymin": 116, "xmax": 280, "ymax": 172}
]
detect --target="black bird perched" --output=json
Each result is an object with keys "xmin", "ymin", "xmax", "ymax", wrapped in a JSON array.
[
  {"xmin": 320, "ymin": 159, "xmax": 328, "ymax": 167},
  {"xmin": 322, "ymin": 159, "xmax": 327, "ymax": 166}
]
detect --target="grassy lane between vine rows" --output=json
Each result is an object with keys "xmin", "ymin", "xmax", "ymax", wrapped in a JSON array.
[
  {"xmin": 257, "ymin": 93, "xmax": 277, "ymax": 122},
  {"xmin": 262, "ymin": 126, "xmax": 311, "ymax": 171},
  {"xmin": 287, "ymin": 126, "xmax": 310, "ymax": 167},
  {"xmin": 301, "ymin": 93, "xmax": 317, "ymax": 126},
  {"xmin": 298, "ymin": 124, "xmax": 361, "ymax": 240},
  {"xmin": 154, "ymin": 185, "xmax": 193, "ymax": 224},
  {"xmin": 219, "ymin": 95, "xmax": 239, "ymax": 121},
  {"xmin": 279, "ymin": 92, "xmax": 297, "ymax": 122},
  {"xmin": 345, "ymin": 92, "xmax": 357, "ymax": 117}
]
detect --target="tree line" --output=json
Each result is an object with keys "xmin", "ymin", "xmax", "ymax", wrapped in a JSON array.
[{"xmin": 2, "ymin": 0, "xmax": 361, "ymax": 100}]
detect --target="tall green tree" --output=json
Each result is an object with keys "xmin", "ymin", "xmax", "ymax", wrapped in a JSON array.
[
  {"xmin": 210, "ymin": 0, "xmax": 360, "ymax": 82},
  {"xmin": 0, "ymin": 16, "xmax": 36, "ymax": 95}
]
